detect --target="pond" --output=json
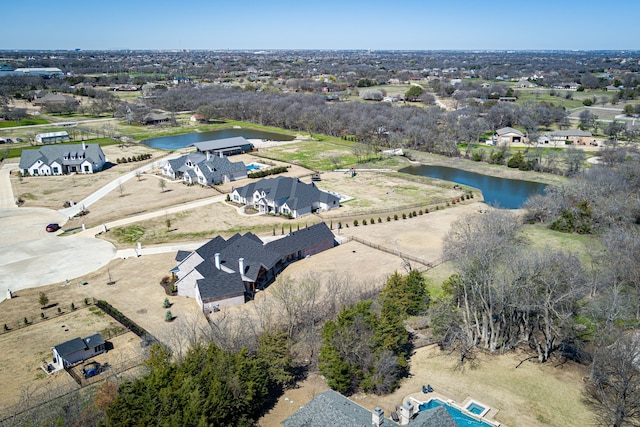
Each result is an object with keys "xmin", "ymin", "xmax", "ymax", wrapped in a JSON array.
[
  {"xmin": 399, "ymin": 164, "xmax": 547, "ymax": 209},
  {"xmin": 142, "ymin": 128, "xmax": 295, "ymax": 150}
]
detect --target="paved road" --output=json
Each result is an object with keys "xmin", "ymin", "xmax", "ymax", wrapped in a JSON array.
[
  {"xmin": 0, "ymin": 206, "xmax": 115, "ymax": 302},
  {"xmin": 0, "ymin": 154, "xmax": 223, "ymax": 303},
  {"xmin": 0, "ymin": 164, "xmax": 17, "ymax": 208}
]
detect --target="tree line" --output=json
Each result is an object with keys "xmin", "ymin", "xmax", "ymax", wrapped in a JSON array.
[{"xmin": 430, "ymin": 148, "xmax": 640, "ymax": 425}]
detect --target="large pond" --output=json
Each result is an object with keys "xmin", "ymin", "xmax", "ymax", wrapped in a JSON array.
[
  {"xmin": 142, "ymin": 128, "xmax": 295, "ymax": 150},
  {"xmin": 399, "ymin": 164, "xmax": 547, "ymax": 209}
]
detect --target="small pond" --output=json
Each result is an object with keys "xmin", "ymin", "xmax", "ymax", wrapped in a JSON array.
[
  {"xmin": 399, "ymin": 164, "xmax": 547, "ymax": 209},
  {"xmin": 142, "ymin": 128, "xmax": 295, "ymax": 150}
]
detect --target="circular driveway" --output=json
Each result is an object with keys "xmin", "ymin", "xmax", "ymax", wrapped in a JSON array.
[{"xmin": 0, "ymin": 207, "xmax": 116, "ymax": 302}]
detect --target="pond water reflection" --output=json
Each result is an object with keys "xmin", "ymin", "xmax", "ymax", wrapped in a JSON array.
[{"xmin": 399, "ymin": 164, "xmax": 547, "ymax": 209}]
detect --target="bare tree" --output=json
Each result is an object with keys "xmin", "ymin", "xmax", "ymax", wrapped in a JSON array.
[{"xmin": 585, "ymin": 334, "xmax": 640, "ymax": 427}]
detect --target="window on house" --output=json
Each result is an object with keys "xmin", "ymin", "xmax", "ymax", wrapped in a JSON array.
[
  {"xmin": 53, "ymin": 167, "xmax": 59, "ymax": 174},
  {"xmin": 84, "ymin": 165, "xmax": 90, "ymax": 172}
]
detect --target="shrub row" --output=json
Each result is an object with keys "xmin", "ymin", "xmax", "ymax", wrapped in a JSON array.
[
  {"xmin": 116, "ymin": 153, "xmax": 152, "ymax": 164},
  {"xmin": 248, "ymin": 165, "xmax": 289, "ymax": 178}
]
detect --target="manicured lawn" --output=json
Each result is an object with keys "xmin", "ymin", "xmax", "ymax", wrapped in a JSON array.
[
  {"xmin": 257, "ymin": 137, "xmax": 360, "ymax": 170},
  {"xmin": 0, "ymin": 117, "xmax": 49, "ymax": 128},
  {"xmin": 519, "ymin": 224, "xmax": 600, "ymax": 266},
  {"xmin": 515, "ymin": 90, "xmax": 584, "ymax": 109}
]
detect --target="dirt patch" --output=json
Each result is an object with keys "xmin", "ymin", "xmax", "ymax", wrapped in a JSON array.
[
  {"xmin": 0, "ymin": 306, "xmax": 141, "ymax": 417},
  {"xmin": 10, "ymin": 144, "xmax": 165, "ymax": 212}
]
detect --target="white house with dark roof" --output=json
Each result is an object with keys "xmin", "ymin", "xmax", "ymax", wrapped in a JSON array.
[
  {"xmin": 231, "ymin": 176, "xmax": 340, "ymax": 218},
  {"xmin": 173, "ymin": 222, "xmax": 335, "ymax": 312},
  {"xmin": 19, "ymin": 142, "xmax": 106, "ymax": 176},
  {"xmin": 52, "ymin": 333, "xmax": 106, "ymax": 369},
  {"xmin": 161, "ymin": 152, "xmax": 247, "ymax": 186}
]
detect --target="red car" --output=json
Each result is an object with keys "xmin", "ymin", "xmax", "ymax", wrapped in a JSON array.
[{"xmin": 46, "ymin": 223, "xmax": 61, "ymax": 232}]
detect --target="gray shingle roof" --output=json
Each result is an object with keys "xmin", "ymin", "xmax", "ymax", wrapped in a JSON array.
[
  {"xmin": 197, "ymin": 269, "xmax": 246, "ymax": 301},
  {"xmin": 282, "ymin": 390, "xmax": 393, "ymax": 427},
  {"xmin": 283, "ymin": 390, "xmax": 458, "ymax": 427},
  {"xmin": 495, "ymin": 126, "xmax": 524, "ymax": 136},
  {"xmin": 266, "ymin": 222, "xmax": 334, "ymax": 256},
  {"xmin": 176, "ymin": 224, "xmax": 334, "ymax": 302},
  {"xmin": 54, "ymin": 333, "xmax": 105, "ymax": 358},
  {"xmin": 547, "ymin": 129, "xmax": 592, "ymax": 137},
  {"xmin": 412, "ymin": 406, "xmax": 458, "ymax": 427},
  {"xmin": 236, "ymin": 176, "xmax": 339, "ymax": 212},
  {"xmin": 54, "ymin": 337, "xmax": 87, "ymax": 358},
  {"xmin": 19, "ymin": 143, "xmax": 105, "ymax": 170}
]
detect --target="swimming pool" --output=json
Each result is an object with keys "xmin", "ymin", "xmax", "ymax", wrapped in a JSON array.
[
  {"xmin": 465, "ymin": 401, "xmax": 489, "ymax": 416},
  {"xmin": 247, "ymin": 164, "xmax": 261, "ymax": 171},
  {"xmin": 418, "ymin": 399, "xmax": 493, "ymax": 427}
]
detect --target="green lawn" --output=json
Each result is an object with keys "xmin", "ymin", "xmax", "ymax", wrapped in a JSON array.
[
  {"xmin": 256, "ymin": 137, "xmax": 360, "ymax": 170},
  {"xmin": 0, "ymin": 117, "xmax": 49, "ymax": 128},
  {"xmin": 515, "ymin": 90, "xmax": 585, "ymax": 109}
]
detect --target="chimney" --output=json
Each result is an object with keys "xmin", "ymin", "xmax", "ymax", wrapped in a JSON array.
[
  {"xmin": 206, "ymin": 151, "xmax": 211, "ymax": 161},
  {"xmin": 399, "ymin": 402, "xmax": 414, "ymax": 425},
  {"xmin": 214, "ymin": 253, "xmax": 220, "ymax": 269},
  {"xmin": 82, "ymin": 141, "xmax": 86, "ymax": 150},
  {"xmin": 372, "ymin": 407, "xmax": 384, "ymax": 427},
  {"xmin": 238, "ymin": 258, "xmax": 245, "ymax": 275}
]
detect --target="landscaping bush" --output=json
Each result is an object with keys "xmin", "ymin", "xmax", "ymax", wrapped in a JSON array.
[
  {"xmin": 163, "ymin": 298, "xmax": 171, "ymax": 309},
  {"xmin": 378, "ymin": 217, "xmax": 382, "ymax": 223},
  {"xmin": 387, "ymin": 216, "xmax": 391, "ymax": 222},
  {"xmin": 165, "ymin": 310, "xmax": 173, "ymax": 322},
  {"xmin": 402, "ymin": 213, "xmax": 407, "ymax": 219},
  {"xmin": 353, "ymin": 219, "xmax": 359, "ymax": 227},
  {"xmin": 362, "ymin": 219, "xmax": 367, "ymax": 225},
  {"xmin": 248, "ymin": 166, "xmax": 288, "ymax": 179},
  {"xmin": 394, "ymin": 214, "xmax": 398, "ymax": 220},
  {"xmin": 370, "ymin": 218, "xmax": 375, "ymax": 224}
]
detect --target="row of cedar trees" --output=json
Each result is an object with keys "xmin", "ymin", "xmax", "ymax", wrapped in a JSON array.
[{"xmin": 319, "ymin": 271, "xmax": 428, "ymax": 396}]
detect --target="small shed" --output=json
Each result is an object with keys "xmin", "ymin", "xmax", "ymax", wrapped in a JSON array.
[{"xmin": 52, "ymin": 333, "xmax": 106, "ymax": 369}]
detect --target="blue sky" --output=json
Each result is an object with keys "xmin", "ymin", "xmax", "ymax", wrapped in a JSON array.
[{"xmin": 3, "ymin": 0, "xmax": 638, "ymax": 51}]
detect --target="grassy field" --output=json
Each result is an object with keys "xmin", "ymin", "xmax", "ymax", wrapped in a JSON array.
[{"xmin": 0, "ymin": 117, "xmax": 49, "ymax": 128}]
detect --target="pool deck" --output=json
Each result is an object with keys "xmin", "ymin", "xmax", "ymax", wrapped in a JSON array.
[{"xmin": 404, "ymin": 391, "xmax": 502, "ymax": 426}]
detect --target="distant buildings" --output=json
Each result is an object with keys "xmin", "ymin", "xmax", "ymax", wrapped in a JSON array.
[{"xmin": 0, "ymin": 66, "xmax": 63, "ymax": 78}]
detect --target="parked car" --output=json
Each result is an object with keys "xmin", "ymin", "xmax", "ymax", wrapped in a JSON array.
[
  {"xmin": 46, "ymin": 223, "xmax": 60, "ymax": 232},
  {"xmin": 6, "ymin": 138, "xmax": 13, "ymax": 143},
  {"xmin": 15, "ymin": 138, "xmax": 23, "ymax": 142}
]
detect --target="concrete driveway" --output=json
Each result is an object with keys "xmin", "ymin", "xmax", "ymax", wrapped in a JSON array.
[{"xmin": 0, "ymin": 165, "xmax": 116, "ymax": 302}]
